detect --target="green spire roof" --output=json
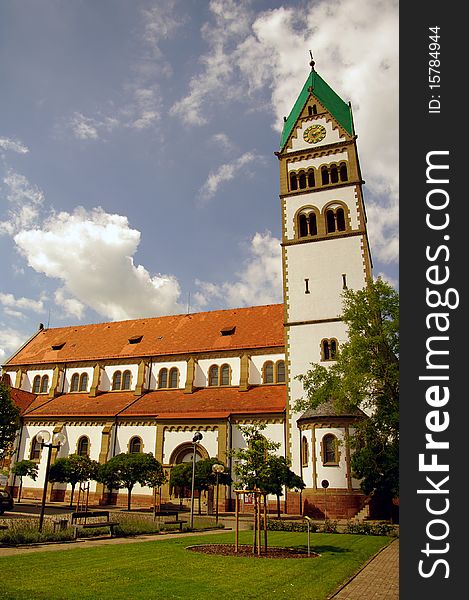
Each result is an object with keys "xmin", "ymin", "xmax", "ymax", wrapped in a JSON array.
[{"xmin": 280, "ymin": 70, "xmax": 353, "ymax": 150}]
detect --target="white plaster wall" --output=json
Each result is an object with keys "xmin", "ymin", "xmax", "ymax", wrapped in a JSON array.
[
  {"xmin": 195, "ymin": 357, "xmax": 240, "ymax": 387},
  {"xmin": 287, "ymin": 151, "xmax": 348, "ymax": 172},
  {"xmin": 249, "ymin": 353, "xmax": 285, "ymax": 385},
  {"xmin": 22, "ymin": 368, "xmax": 54, "ymax": 393},
  {"xmin": 101, "ymin": 364, "xmax": 139, "ymax": 391},
  {"xmin": 63, "ymin": 367, "xmax": 94, "ymax": 393},
  {"xmin": 231, "ymin": 423, "xmax": 285, "ymax": 456},
  {"xmin": 16, "ymin": 425, "xmax": 60, "ymax": 489},
  {"xmin": 286, "ymin": 322, "xmax": 347, "ymax": 474},
  {"xmin": 289, "ymin": 118, "xmax": 346, "ymax": 152},
  {"xmin": 114, "ymin": 425, "xmax": 156, "ymax": 456},
  {"xmin": 315, "ymin": 427, "xmax": 349, "ymax": 489},
  {"xmin": 4, "ymin": 370, "xmax": 17, "ymax": 386},
  {"xmin": 148, "ymin": 360, "xmax": 187, "ymax": 390},
  {"xmin": 285, "ymin": 237, "xmax": 365, "ymax": 323},
  {"xmin": 162, "ymin": 429, "xmax": 219, "ymax": 464},
  {"xmin": 299, "ymin": 430, "xmax": 313, "ymax": 488},
  {"xmin": 285, "ymin": 186, "xmax": 360, "ymax": 240}
]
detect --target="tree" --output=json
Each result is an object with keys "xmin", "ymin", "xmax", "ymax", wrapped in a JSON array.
[
  {"xmin": 264, "ymin": 455, "xmax": 305, "ymax": 518},
  {"xmin": 296, "ymin": 278, "xmax": 399, "ymax": 508},
  {"xmin": 169, "ymin": 458, "xmax": 231, "ymax": 514},
  {"xmin": 0, "ymin": 381, "xmax": 20, "ymax": 461},
  {"xmin": 12, "ymin": 460, "xmax": 38, "ymax": 502},
  {"xmin": 97, "ymin": 453, "xmax": 165, "ymax": 511},
  {"xmin": 49, "ymin": 454, "xmax": 99, "ymax": 508}
]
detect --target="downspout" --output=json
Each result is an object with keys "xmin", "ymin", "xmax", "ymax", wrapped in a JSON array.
[{"xmin": 228, "ymin": 415, "xmax": 233, "ymax": 511}]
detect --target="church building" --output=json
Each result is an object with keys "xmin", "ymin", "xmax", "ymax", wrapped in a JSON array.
[{"xmin": 2, "ymin": 60, "xmax": 372, "ymax": 519}]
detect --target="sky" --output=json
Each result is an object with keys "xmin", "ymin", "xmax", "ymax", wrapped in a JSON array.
[{"xmin": 0, "ymin": 0, "xmax": 398, "ymax": 362}]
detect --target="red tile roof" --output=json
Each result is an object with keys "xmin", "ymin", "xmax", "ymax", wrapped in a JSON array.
[
  {"xmin": 5, "ymin": 304, "xmax": 284, "ymax": 366},
  {"xmin": 22, "ymin": 385, "xmax": 286, "ymax": 419},
  {"xmin": 9, "ymin": 387, "xmax": 37, "ymax": 415}
]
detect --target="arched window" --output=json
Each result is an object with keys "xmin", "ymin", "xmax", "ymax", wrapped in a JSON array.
[
  {"xmin": 322, "ymin": 338, "xmax": 338, "ymax": 361},
  {"xmin": 40, "ymin": 375, "xmax": 49, "ymax": 394},
  {"xmin": 77, "ymin": 436, "xmax": 89, "ymax": 457},
  {"xmin": 298, "ymin": 171, "xmax": 307, "ymax": 189},
  {"xmin": 307, "ymin": 170, "xmax": 315, "ymax": 188},
  {"xmin": 70, "ymin": 373, "xmax": 79, "ymax": 392},
  {"xmin": 322, "ymin": 434, "xmax": 339, "ymax": 465},
  {"xmin": 301, "ymin": 436, "xmax": 309, "ymax": 467},
  {"xmin": 220, "ymin": 364, "xmax": 230, "ymax": 386},
  {"xmin": 298, "ymin": 213, "xmax": 308, "ymax": 238},
  {"xmin": 112, "ymin": 371, "xmax": 122, "ymax": 391},
  {"xmin": 129, "ymin": 436, "xmax": 142, "ymax": 454},
  {"xmin": 263, "ymin": 361, "xmax": 274, "ymax": 384},
  {"xmin": 308, "ymin": 213, "xmax": 317, "ymax": 236},
  {"xmin": 336, "ymin": 208, "xmax": 346, "ymax": 231},
  {"xmin": 79, "ymin": 373, "xmax": 88, "ymax": 392},
  {"xmin": 158, "ymin": 368, "xmax": 168, "ymax": 389},
  {"xmin": 32, "ymin": 375, "xmax": 41, "ymax": 394},
  {"xmin": 321, "ymin": 166, "xmax": 329, "ymax": 185},
  {"xmin": 30, "ymin": 436, "xmax": 41, "ymax": 461},
  {"xmin": 330, "ymin": 164, "xmax": 339, "ymax": 184},
  {"xmin": 122, "ymin": 370, "xmax": 131, "ymax": 390},
  {"xmin": 339, "ymin": 163, "xmax": 348, "ymax": 182},
  {"xmin": 290, "ymin": 172, "xmax": 298, "ymax": 191},
  {"xmin": 326, "ymin": 209, "xmax": 336, "ymax": 233},
  {"xmin": 208, "ymin": 365, "xmax": 219, "ymax": 387},
  {"xmin": 169, "ymin": 367, "xmax": 179, "ymax": 388},
  {"xmin": 276, "ymin": 360, "xmax": 285, "ymax": 383}
]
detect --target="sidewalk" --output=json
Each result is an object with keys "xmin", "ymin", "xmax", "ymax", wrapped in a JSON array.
[{"xmin": 329, "ymin": 538, "xmax": 399, "ymax": 599}]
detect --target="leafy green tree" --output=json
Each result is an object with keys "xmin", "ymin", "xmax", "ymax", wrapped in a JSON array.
[
  {"xmin": 11, "ymin": 459, "xmax": 38, "ymax": 502},
  {"xmin": 97, "ymin": 453, "xmax": 165, "ymax": 511},
  {"xmin": 169, "ymin": 458, "xmax": 231, "ymax": 514},
  {"xmin": 0, "ymin": 381, "xmax": 20, "ymax": 460},
  {"xmin": 296, "ymin": 278, "xmax": 399, "ymax": 509},
  {"xmin": 231, "ymin": 424, "xmax": 280, "ymax": 491},
  {"xmin": 49, "ymin": 454, "xmax": 99, "ymax": 507},
  {"xmin": 264, "ymin": 455, "xmax": 305, "ymax": 518}
]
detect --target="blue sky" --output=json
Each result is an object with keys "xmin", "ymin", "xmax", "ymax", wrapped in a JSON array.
[{"xmin": 0, "ymin": 0, "xmax": 398, "ymax": 361}]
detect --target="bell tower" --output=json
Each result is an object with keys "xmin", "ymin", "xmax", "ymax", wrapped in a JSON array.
[{"xmin": 278, "ymin": 58, "xmax": 372, "ymax": 515}]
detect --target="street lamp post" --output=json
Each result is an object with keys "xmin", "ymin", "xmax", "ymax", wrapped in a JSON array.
[
  {"xmin": 36, "ymin": 430, "xmax": 66, "ymax": 532},
  {"xmin": 211, "ymin": 463, "xmax": 224, "ymax": 525},
  {"xmin": 189, "ymin": 432, "xmax": 203, "ymax": 529}
]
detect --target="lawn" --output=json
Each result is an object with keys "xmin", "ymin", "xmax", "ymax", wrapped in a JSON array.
[{"xmin": 0, "ymin": 531, "xmax": 392, "ymax": 600}]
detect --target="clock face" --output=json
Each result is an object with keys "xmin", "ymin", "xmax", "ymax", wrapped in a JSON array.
[{"xmin": 303, "ymin": 124, "xmax": 327, "ymax": 144}]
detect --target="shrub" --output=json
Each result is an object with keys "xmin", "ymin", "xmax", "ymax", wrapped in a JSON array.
[
  {"xmin": 344, "ymin": 521, "xmax": 397, "ymax": 536},
  {"xmin": 267, "ymin": 519, "xmax": 318, "ymax": 533},
  {"xmin": 0, "ymin": 518, "xmax": 74, "ymax": 546}
]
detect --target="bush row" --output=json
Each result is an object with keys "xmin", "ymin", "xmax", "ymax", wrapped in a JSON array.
[
  {"xmin": 0, "ymin": 513, "xmax": 221, "ymax": 546},
  {"xmin": 267, "ymin": 518, "xmax": 397, "ymax": 536}
]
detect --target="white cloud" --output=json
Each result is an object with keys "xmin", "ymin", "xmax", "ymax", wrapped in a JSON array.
[
  {"xmin": 198, "ymin": 151, "xmax": 261, "ymax": 201},
  {"xmin": 0, "ymin": 292, "xmax": 45, "ymax": 315},
  {"xmin": 173, "ymin": 0, "xmax": 399, "ymax": 264},
  {"xmin": 194, "ymin": 230, "xmax": 282, "ymax": 308},
  {"xmin": 0, "ymin": 170, "xmax": 44, "ymax": 235},
  {"xmin": 211, "ymin": 132, "xmax": 236, "ymax": 152},
  {"xmin": 0, "ymin": 327, "xmax": 29, "ymax": 362},
  {"xmin": 13, "ymin": 207, "xmax": 183, "ymax": 321},
  {"xmin": 0, "ymin": 137, "xmax": 29, "ymax": 154}
]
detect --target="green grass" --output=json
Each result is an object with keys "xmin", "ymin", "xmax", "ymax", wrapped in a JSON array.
[{"xmin": 0, "ymin": 531, "xmax": 392, "ymax": 600}]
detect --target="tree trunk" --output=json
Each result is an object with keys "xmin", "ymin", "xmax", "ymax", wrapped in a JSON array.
[
  {"xmin": 276, "ymin": 494, "xmax": 281, "ymax": 518},
  {"xmin": 127, "ymin": 486, "xmax": 133, "ymax": 511},
  {"xmin": 17, "ymin": 477, "xmax": 23, "ymax": 503},
  {"xmin": 70, "ymin": 483, "xmax": 76, "ymax": 508}
]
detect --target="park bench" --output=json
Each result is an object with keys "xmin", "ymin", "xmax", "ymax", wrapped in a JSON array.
[
  {"xmin": 153, "ymin": 510, "xmax": 187, "ymax": 531},
  {"xmin": 71, "ymin": 511, "xmax": 119, "ymax": 539}
]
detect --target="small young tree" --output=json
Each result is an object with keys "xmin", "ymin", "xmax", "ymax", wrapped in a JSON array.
[
  {"xmin": 0, "ymin": 381, "xmax": 20, "ymax": 461},
  {"xmin": 11, "ymin": 460, "xmax": 38, "ymax": 502},
  {"xmin": 49, "ymin": 454, "xmax": 99, "ymax": 507},
  {"xmin": 98, "ymin": 453, "xmax": 165, "ymax": 511}
]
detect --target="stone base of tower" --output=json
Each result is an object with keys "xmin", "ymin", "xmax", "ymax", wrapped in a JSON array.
[{"xmin": 300, "ymin": 488, "xmax": 368, "ymax": 520}]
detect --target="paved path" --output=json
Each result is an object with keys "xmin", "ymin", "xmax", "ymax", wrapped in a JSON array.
[{"xmin": 329, "ymin": 538, "xmax": 399, "ymax": 599}]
